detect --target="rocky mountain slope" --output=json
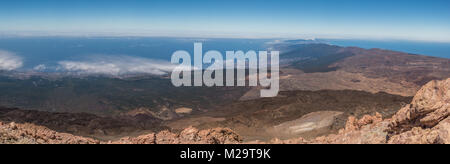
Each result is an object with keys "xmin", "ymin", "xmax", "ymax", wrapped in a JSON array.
[
  {"xmin": 1, "ymin": 89, "xmax": 411, "ymax": 142},
  {"xmin": 257, "ymin": 78, "xmax": 450, "ymax": 144},
  {"xmin": 1, "ymin": 78, "xmax": 448, "ymax": 144}
]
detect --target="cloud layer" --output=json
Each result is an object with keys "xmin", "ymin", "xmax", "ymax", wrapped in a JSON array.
[
  {"xmin": 58, "ymin": 55, "xmax": 184, "ymax": 76},
  {"xmin": 0, "ymin": 50, "xmax": 23, "ymax": 71}
]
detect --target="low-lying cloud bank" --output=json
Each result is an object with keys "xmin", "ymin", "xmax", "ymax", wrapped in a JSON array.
[
  {"xmin": 33, "ymin": 64, "xmax": 47, "ymax": 71},
  {"xmin": 0, "ymin": 50, "xmax": 23, "ymax": 71},
  {"xmin": 58, "ymin": 55, "xmax": 184, "ymax": 76}
]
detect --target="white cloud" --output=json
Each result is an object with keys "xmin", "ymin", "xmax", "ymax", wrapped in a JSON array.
[
  {"xmin": 33, "ymin": 64, "xmax": 47, "ymax": 71},
  {"xmin": 0, "ymin": 50, "xmax": 23, "ymax": 71},
  {"xmin": 58, "ymin": 55, "xmax": 188, "ymax": 76}
]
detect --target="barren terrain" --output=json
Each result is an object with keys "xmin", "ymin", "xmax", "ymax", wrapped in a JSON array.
[{"xmin": 1, "ymin": 43, "xmax": 449, "ymax": 144}]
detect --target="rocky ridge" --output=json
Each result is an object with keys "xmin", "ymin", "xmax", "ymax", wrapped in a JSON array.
[{"xmin": 0, "ymin": 122, "xmax": 241, "ymax": 144}]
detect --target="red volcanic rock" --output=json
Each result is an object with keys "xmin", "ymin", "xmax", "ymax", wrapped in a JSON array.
[
  {"xmin": 0, "ymin": 121, "xmax": 99, "ymax": 144},
  {"xmin": 1, "ymin": 122, "xmax": 242, "ymax": 144},
  {"xmin": 390, "ymin": 78, "xmax": 450, "ymax": 131},
  {"xmin": 112, "ymin": 133, "xmax": 157, "ymax": 144},
  {"xmin": 388, "ymin": 117, "xmax": 450, "ymax": 144},
  {"xmin": 197, "ymin": 127, "xmax": 243, "ymax": 144},
  {"xmin": 344, "ymin": 112, "xmax": 383, "ymax": 132},
  {"xmin": 387, "ymin": 78, "xmax": 449, "ymax": 144},
  {"xmin": 112, "ymin": 127, "xmax": 242, "ymax": 144}
]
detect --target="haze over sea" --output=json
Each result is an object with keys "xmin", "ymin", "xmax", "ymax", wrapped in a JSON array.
[{"xmin": 0, "ymin": 37, "xmax": 449, "ymax": 73}]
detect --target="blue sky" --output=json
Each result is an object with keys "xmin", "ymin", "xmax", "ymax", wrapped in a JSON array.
[{"xmin": 1, "ymin": 0, "xmax": 449, "ymax": 42}]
